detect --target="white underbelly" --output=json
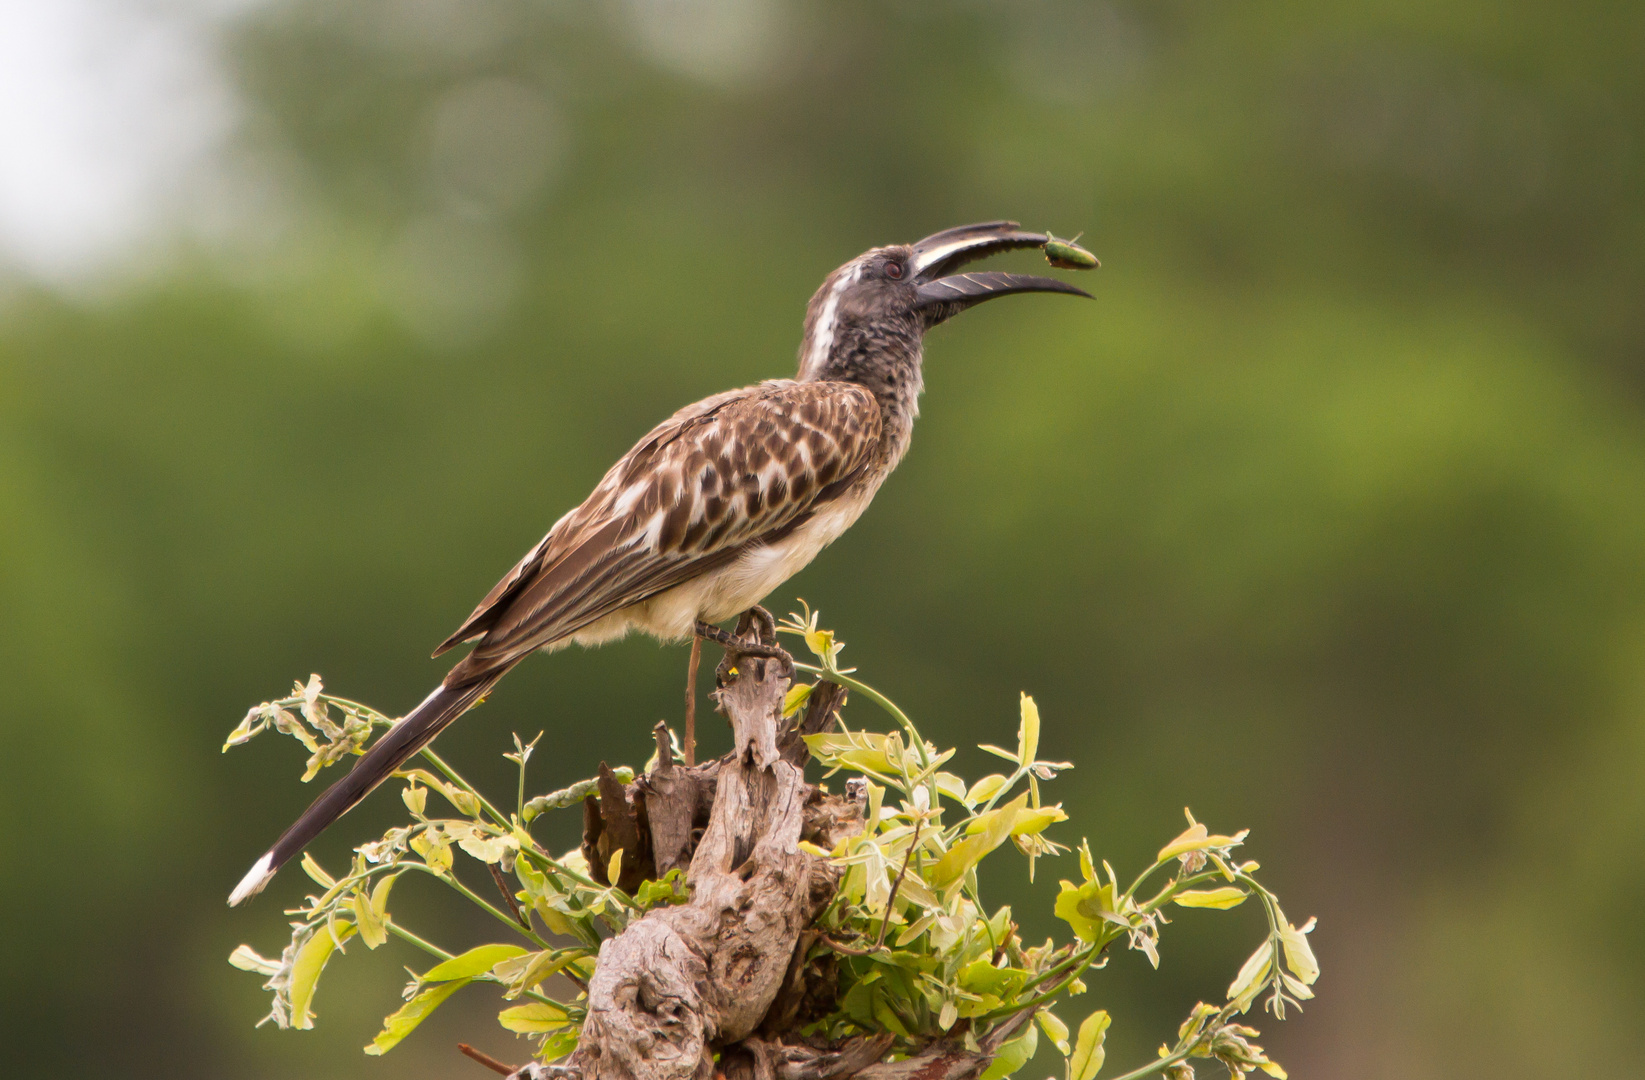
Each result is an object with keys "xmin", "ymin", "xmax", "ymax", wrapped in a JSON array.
[{"xmin": 563, "ymin": 483, "xmax": 879, "ymax": 648}]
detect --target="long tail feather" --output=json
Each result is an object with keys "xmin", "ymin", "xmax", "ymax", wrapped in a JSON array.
[{"xmin": 228, "ymin": 673, "xmax": 504, "ymax": 905}]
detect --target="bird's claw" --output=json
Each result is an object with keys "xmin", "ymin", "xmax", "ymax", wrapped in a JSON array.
[{"xmin": 696, "ymin": 611, "xmax": 795, "ymax": 684}]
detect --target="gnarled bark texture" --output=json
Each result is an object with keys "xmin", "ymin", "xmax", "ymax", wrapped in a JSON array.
[
  {"xmin": 577, "ymin": 647, "xmax": 828, "ymax": 1080},
  {"xmin": 503, "ymin": 628, "xmax": 1022, "ymax": 1080}
]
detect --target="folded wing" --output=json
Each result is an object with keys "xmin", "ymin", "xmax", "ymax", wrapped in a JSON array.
[{"xmin": 437, "ymin": 380, "xmax": 882, "ymax": 680}]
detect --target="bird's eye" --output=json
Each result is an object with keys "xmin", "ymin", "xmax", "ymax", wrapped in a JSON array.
[{"xmin": 885, "ymin": 260, "xmax": 904, "ymax": 280}]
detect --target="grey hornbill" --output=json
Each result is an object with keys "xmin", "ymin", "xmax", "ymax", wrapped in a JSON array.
[{"xmin": 229, "ymin": 220, "xmax": 1093, "ymax": 905}]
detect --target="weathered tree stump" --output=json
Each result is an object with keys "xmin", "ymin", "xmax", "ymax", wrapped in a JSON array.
[{"xmin": 510, "ymin": 625, "xmax": 1027, "ymax": 1080}]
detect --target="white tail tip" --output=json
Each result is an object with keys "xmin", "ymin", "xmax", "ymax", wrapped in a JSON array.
[{"xmin": 228, "ymin": 852, "xmax": 276, "ymax": 906}]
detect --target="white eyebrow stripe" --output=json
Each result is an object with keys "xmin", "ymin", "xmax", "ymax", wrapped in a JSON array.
[{"xmin": 804, "ymin": 263, "xmax": 862, "ymax": 375}]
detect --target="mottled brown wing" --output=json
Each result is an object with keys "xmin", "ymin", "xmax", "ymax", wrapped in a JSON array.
[{"xmin": 435, "ymin": 380, "xmax": 882, "ymax": 672}]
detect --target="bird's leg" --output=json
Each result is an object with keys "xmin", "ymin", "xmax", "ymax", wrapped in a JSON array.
[
  {"xmin": 743, "ymin": 604, "xmax": 781, "ymax": 647},
  {"xmin": 694, "ymin": 619, "xmax": 793, "ymax": 664},
  {"xmin": 694, "ymin": 617, "xmax": 794, "ymax": 681},
  {"xmin": 683, "ymin": 634, "xmax": 701, "ymax": 767}
]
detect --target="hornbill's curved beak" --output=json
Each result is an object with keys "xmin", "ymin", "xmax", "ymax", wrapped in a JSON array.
[{"xmin": 909, "ymin": 220, "xmax": 1094, "ymax": 326}]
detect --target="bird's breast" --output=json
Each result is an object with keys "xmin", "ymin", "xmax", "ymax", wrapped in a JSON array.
[{"xmin": 708, "ymin": 479, "xmax": 881, "ymax": 619}]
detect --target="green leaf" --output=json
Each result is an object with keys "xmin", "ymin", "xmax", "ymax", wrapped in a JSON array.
[
  {"xmin": 352, "ymin": 888, "xmax": 387, "ymax": 949},
  {"xmin": 410, "ymin": 828, "xmax": 452, "ymax": 873},
  {"xmin": 1172, "ymin": 887, "xmax": 1248, "ymax": 910},
  {"xmin": 803, "ymin": 621, "xmax": 835, "ymax": 660},
  {"xmin": 895, "ymin": 911, "xmax": 937, "ymax": 945},
  {"xmin": 978, "ymin": 1020, "xmax": 1038, "ymax": 1080},
  {"xmin": 1156, "ymin": 810, "xmax": 1247, "ymax": 862},
  {"xmin": 396, "ymin": 768, "xmax": 477, "ymax": 816},
  {"xmin": 394, "ymin": 767, "xmax": 446, "ymax": 790},
  {"xmin": 954, "ymin": 993, "xmax": 1004, "ymax": 1020},
  {"xmin": 848, "ymin": 746, "xmax": 901, "ymax": 777},
  {"xmin": 422, "ymin": 943, "xmax": 529, "ymax": 982},
  {"xmin": 987, "ymin": 904, "xmax": 1013, "ymax": 944},
  {"xmin": 958, "ymin": 959, "xmax": 1028, "ymax": 998},
  {"xmin": 1279, "ymin": 916, "xmax": 1319, "ymax": 985},
  {"xmin": 371, "ymin": 871, "xmax": 400, "ymax": 921},
  {"xmin": 538, "ymin": 897, "xmax": 582, "ymax": 938},
  {"xmin": 448, "ymin": 822, "xmax": 512, "ymax": 863},
  {"xmin": 538, "ymin": 1028, "xmax": 582, "ymax": 1063},
  {"xmin": 300, "ymin": 853, "xmax": 335, "ymax": 889},
  {"xmin": 1017, "ymin": 694, "xmax": 1040, "ymax": 766},
  {"xmin": 516, "ymin": 859, "xmax": 584, "ymax": 939},
  {"xmin": 636, "ymin": 868, "xmax": 690, "ymax": 908},
  {"xmin": 1227, "ymin": 940, "xmax": 1274, "ymax": 1012},
  {"xmin": 965, "ymin": 774, "xmax": 1009, "ymax": 807},
  {"xmin": 893, "ymin": 869, "xmax": 940, "ymax": 911},
  {"xmin": 804, "ymin": 731, "xmax": 897, "ymax": 776},
  {"xmin": 931, "ymin": 794, "xmax": 1028, "ymax": 888},
  {"xmin": 1156, "ymin": 820, "xmax": 1210, "ymax": 861},
  {"xmin": 967, "ymin": 803, "xmax": 1067, "ymax": 838},
  {"xmin": 871, "ymin": 988, "xmax": 913, "ymax": 1037},
  {"xmin": 227, "ymin": 944, "xmax": 280, "ymax": 976},
  {"xmin": 783, "ymin": 682, "xmax": 813, "ymax": 718},
  {"xmin": 840, "ymin": 978, "xmax": 877, "ymax": 1029},
  {"xmin": 1054, "ymin": 878, "xmax": 1120, "ymax": 943},
  {"xmin": 494, "ymin": 949, "xmax": 585, "ymax": 999},
  {"xmin": 934, "ymin": 772, "xmax": 969, "ymax": 803},
  {"xmin": 498, "ymin": 1000, "xmax": 573, "ymax": 1034},
  {"xmin": 1012, "ymin": 805, "xmax": 1067, "ymax": 835},
  {"xmin": 1036, "ymin": 1009, "xmax": 1070, "ymax": 1055},
  {"xmin": 402, "ymin": 782, "xmax": 427, "ymax": 817},
  {"xmin": 1068, "ymin": 1010, "xmax": 1110, "ymax": 1080},
  {"xmin": 290, "ymin": 922, "xmax": 355, "ymax": 1029},
  {"xmin": 364, "ymin": 978, "xmax": 470, "ymax": 1055}
]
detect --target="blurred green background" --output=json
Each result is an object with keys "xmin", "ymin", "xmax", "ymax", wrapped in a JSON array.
[{"xmin": 3, "ymin": 1, "xmax": 1644, "ymax": 1077}]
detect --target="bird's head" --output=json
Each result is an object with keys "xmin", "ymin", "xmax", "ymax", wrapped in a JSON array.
[{"xmin": 796, "ymin": 220, "xmax": 1093, "ymax": 383}]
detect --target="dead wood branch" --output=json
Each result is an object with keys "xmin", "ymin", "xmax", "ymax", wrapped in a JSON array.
[
  {"xmin": 525, "ymin": 629, "xmax": 1021, "ymax": 1080},
  {"xmin": 573, "ymin": 625, "xmax": 832, "ymax": 1080}
]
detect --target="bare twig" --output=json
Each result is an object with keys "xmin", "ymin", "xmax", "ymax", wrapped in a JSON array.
[
  {"xmin": 817, "ymin": 935, "xmax": 878, "ymax": 957},
  {"xmin": 459, "ymin": 1043, "xmax": 520, "ymax": 1075},
  {"xmin": 490, "ymin": 864, "xmax": 529, "ymax": 929},
  {"xmin": 875, "ymin": 818, "xmax": 923, "ymax": 950}
]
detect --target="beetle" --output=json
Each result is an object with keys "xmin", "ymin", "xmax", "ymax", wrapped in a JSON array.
[{"xmin": 1043, "ymin": 232, "xmax": 1099, "ymax": 271}]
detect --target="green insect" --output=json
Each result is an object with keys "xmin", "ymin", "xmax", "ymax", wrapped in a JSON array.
[{"xmin": 1043, "ymin": 232, "xmax": 1099, "ymax": 270}]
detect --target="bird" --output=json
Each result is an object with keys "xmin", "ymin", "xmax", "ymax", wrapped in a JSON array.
[{"xmin": 229, "ymin": 220, "xmax": 1092, "ymax": 905}]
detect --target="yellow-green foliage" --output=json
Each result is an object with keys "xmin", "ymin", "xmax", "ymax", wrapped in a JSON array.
[{"xmin": 227, "ymin": 613, "xmax": 1317, "ymax": 1080}]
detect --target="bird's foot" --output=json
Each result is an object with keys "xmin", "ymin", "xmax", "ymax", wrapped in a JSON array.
[
  {"xmin": 741, "ymin": 604, "xmax": 780, "ymax": 646},
  {"xmin": 696, "ymin": 613, "xmax": 794, "ymax": 684}
]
